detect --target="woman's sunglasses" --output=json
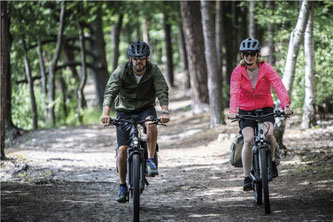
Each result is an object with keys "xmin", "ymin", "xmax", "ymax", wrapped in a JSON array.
[
  {"xmin": 132, "ymin": 56, "xmax": 146, "ymax": 60},
  {"xmin": 243, "ymin": 51, "xmax": 257, "ymax": 57}
]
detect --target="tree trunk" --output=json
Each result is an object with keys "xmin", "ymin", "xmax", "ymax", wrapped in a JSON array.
[
  {"xmin": 90, "ymin": 10, "xmax": 110, "ymax": 108},
  {"xmin": 112, "ymin": 14, "xmax": 123, "ymax": 72},
  {"xmin": 58, "ymin": 76, "xmax": 67, "ymax": 117},
  {"xmin": 63, "ymin": 41, "xmax": 79, "ymax": 80},
  {"xmin": 163, "ymin": 12, "xmax": 174, "ymax": 87},
  {"xmin": 223, "ymin": 2, "xmax": 237, "ymax": 87},
  {"xmin": 37, "ymin": 37, "xmax": 48, "ymax": 120},
  {"xmin": 201, "ymin": 0, "xmax": 225, "ymax": 127},
  {"xmin": 180, "ymin": 1, "xmax": 209, "ymax": 113},
  {"xmin": 1, "ymin": 1, "xmax": 9, "ymax": 159},
  {"xmin": 302, "ymin": 4, "xmax": 316, "ymax": 129},
  {"xmin": 177, "ymin": 24, "xmax": 190, "ymax": 89},
  {"xmin": 22, "ymin": 38, "xmax": 38, "ymax": 129},
  {"xmin": 142, "ymin": 18, "xmax": 149, "ymax": 45},
  {"xmin": 4, "ymin": 11, "xmax": 20, "ymax": 143},
  {"xmin": 78, "ymin": 22, "xmax": 88, "ymax": 123},
  {"xmin": 136, "ymin": 22, "xmax": 141, "ymax": 41},
  {"xmin": 215, "ymin": 0, "xmax": 223, "ymax": 75},
  {"xmin": 267, "ymin": 1, "xmax": 276, "ymax": 66},
  {"xmin": 49, "ymin": 1, "xmax": 66, "ymax": 126},
  {"xmin": 274, "ymin": 0, "xmax": 311, "ymax": 148},
  {"xmin": 249, "ymin": 0, "xmax": 256, "ymax": 37}
]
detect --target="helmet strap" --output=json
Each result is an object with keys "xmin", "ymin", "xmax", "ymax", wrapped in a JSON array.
[{"xmin": 245, "ymin": 61, "xmax": 253, "ymax": 66}]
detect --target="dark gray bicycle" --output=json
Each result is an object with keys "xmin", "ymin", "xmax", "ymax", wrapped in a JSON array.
[
  {"xmin": 110, "ymin": 115, "xmax": 164, "ymax": 222},
  {"xmin": 235, "ymin": 109, "xmax": 290, "ymax": 214}
]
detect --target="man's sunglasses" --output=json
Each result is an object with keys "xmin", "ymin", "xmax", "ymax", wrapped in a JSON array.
[
  {"xmin": 243, "ymin": 51, "xmax": 257, "ymax": 57},
  {"xmin": 132, "ymin": 56, "xmax": 146, "ymax": 60}
]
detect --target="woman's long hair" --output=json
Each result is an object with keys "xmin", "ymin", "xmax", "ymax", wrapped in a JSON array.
[{"xmin": 239, "ymin": 52, "xmax": 265, "ymax": 66}]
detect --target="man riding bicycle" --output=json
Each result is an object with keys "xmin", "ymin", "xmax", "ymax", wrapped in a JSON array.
[
  {"xmin": 228, "ymin": 38, "xmax": 293, "ymax": 191},
  {"xmin": 101, "ymin": 41, "xmax": 170, "ymax": 203}
]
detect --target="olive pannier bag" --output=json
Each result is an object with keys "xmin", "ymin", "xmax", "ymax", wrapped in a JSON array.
[
  {"xmin": 230, "ymin": 134, "xmax": 244, "ymax": 167},
  {"xmin": 230, "ymin": 134, "xmax": 281, "ymax": 167}
]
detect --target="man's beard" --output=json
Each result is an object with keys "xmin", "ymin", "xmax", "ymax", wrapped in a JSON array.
[{"xmin": 135, "ymin": 63, "xmax": 146, "ymax": 72}]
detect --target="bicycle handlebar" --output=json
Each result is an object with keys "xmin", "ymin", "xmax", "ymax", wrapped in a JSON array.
[
  {"xmin": 106, "ymin": 116, "xmax": 166, "ymax": 127},
  {"xmin": 229, "ymin": 110, "xmax": 292, "ymax": 122}
]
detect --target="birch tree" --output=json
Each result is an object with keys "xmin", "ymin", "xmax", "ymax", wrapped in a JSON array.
[
  {"xmin": 302, "ymin": 4, "xmax": 316, "ymax": 129},
  {"xmin": 201, "ymin": 0, "xmax": 225, "ymax": 127},
  {"xmin": 274, "ymin": 0, "xmax": 311, "ymax": 148}
]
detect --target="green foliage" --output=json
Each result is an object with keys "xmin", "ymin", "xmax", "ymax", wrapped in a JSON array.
[
  {"xmin": 256, "ymin": 1, "xmax": 333, "ymax": 110},
  {"xmin": 8, "ymin": 0, "xmax": 333, "ymax": 131}
]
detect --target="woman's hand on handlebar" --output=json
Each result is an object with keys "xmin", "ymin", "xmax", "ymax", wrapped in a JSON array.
[
  {"xmin": 284, "ymin": 106, "xmax": 293, "ymax": 115},
  {"xmin": 228, "ymin": 113, "xmax": 237, "ymax": 120}
]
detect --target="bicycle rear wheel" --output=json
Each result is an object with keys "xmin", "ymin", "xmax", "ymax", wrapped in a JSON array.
[
  {"xmin": 259, "ymin": 148, "xmax": 270, "ymax": 214},
  {"xmin": 132, "ymin": 154, "xmax": 141, "ymax": 222}
]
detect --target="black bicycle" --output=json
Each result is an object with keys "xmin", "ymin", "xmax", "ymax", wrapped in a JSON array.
[
  {"xmin": 110, "ymin": 115, "xmax": 165, "ymax": 222},
  {"xmin": 235, "ymin": 110, "xmax": 290, "ymax": 214}
]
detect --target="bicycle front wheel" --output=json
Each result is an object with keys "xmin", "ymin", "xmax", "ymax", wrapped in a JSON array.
[
  {"xmin": 254, "ymin": 179, "xmax": 262, "ymax": 205},
  {"xmin": 132, "ymin": 153, "xmax": 141, "ymax": 222},
  {"xmin": 259, "ymin": 148, "xmax": 270, "ymax": 214}
]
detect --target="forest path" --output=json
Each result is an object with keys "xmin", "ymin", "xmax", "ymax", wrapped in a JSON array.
[{"xmin": 1, "ymin": 89, "xmax": 333, "ymax": 221}]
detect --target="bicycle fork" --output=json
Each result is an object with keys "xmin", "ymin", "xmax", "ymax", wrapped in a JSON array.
[
  {"xmin": 251, "ymin": 145, "xmax": 260, "ymax": 183},
  {"xmin": 127, "ymin": 148, "xmax": 146, "ymax": 196}
]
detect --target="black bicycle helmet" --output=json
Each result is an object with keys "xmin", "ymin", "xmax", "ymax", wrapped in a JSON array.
[
  {"xmin": 128, "ymin": 41, "xmax": 150, "ymax": 57},
  {"xmin": 239, "ymin": 38, "xmax": 261, "ymax": 52}
]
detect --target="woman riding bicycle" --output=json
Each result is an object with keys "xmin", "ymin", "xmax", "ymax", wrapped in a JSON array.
[{"xmin": 228, "ymin": 38, "xmax": 293, "ymax": 191}]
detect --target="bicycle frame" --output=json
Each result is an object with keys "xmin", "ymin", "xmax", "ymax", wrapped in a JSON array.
[
  {"xmin": 127, "ymin": 116, "xmax": 147, "ymax": 196},
  {"xmin": 250, "ymin": 111, "xmax": 273, "ymax": 183}
]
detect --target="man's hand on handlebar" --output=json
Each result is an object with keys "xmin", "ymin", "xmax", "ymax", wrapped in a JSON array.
[
  {"xmin": 101, "ymin": 115, "xmax": 111, "ymax": 126},
  {"xmin": 160, "ymin": 112, "xmax": 170, "ymax": 123}
]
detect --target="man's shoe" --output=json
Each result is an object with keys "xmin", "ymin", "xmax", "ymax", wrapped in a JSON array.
[
  {"xmin": 116, "ymin": 184, "xmax": 128, "ymax": 203},
  {"xmin": 146, "ymin": 158, "xmax": 158, "ymax": 177},
  {"xmin": 243, "ymin": 177, "xmax": 253, "ymax": 191},
  {"xmin": 272, "ymin": 161, "xmax": 278, "ymax": 178}
]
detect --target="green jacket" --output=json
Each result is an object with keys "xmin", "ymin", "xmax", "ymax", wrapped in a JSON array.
[{"xmin": 103, "ymin": 61, "xmax": 169, "ymax": 112}]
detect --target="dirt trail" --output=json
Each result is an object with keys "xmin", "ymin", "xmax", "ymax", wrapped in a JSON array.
[{"xmin": 1, "ymin": 95, "xmax": 333, "ymax": 221}]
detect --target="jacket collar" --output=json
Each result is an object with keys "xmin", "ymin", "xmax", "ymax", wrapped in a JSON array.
[
  {"xmin": 241, "ymin": 62, "xmax": 265, "ymax": 81},
  {"xmin": 126, "ymin": 61, "xmax": 152, "ymax": 82}
]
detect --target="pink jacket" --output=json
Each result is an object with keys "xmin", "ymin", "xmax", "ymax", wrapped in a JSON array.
[{"xmin": 229, "ymin": 62, "xmax": 290, "ymax": 114}]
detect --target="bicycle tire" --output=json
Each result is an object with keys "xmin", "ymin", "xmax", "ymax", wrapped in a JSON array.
[
  {"xmin": 254, "ymin": 179, "xmax": 262, "ymax": 205},
  {"xmin": 154, "ymin": 152, "xmax": 158, "ymax": 169},
  {"xmin": 132, "ymin": 153, "xmax": 141, "ymax": 222},
  {"xmin": 259, "ymin": 148, "xmax": 270, "ymax": 214},
  {"xmin": 253, "ymin": 149, "xmax": 262, "ymax": 205}
]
